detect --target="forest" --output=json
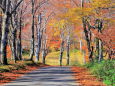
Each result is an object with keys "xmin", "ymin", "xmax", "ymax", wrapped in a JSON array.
[{"xmin": 0, "ymin": 0, "xmax": 115, "ymax": 86}]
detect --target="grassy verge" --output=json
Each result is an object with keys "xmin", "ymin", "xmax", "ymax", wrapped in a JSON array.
[{"xmin": 84, "ymin": 60, "xmax": 115, "ymax": 86}]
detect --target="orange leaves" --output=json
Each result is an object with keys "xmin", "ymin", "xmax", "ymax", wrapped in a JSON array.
[{"xmin": 7, "ymin": 46, "xmax": 12, "ymax": 58}]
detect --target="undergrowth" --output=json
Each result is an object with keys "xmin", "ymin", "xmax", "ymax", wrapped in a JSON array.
[{"xmin": 85, "ymin": 60, "xmax": 115, "ymax": 86}]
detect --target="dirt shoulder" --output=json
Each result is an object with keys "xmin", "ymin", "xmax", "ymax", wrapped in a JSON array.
[{"xmin": 71, "ymin": 66, "xmax": 106, "ymax": 86}]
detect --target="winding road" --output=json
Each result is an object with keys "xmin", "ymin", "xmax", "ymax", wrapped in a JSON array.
[{"xmin": 3, "ymin": 66, "xmax": 80, "ymax": 86}]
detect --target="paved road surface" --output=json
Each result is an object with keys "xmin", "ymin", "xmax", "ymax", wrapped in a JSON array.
[{"xmin": 4, "ymin": 66, "xmax": 80, "ymax": 86}]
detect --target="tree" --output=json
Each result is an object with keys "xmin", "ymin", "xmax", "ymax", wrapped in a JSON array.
[
  {"xmin": 30, "ymin": 0, "xmax": 35, "ymax": 61},
  {"xmin": 0, "ymin": 0, "xmax": 23, "ymax": 65},
  {"xmin": 52, "ymin": 19, "xmax": 67, "ymax": 66},
  {"xmin": 66, "ymin": 25, "xmax": 71, "ymax": 65},
  {"xmin": 35, "ymin": 13, "xmax": 42, "ymax": 62}
]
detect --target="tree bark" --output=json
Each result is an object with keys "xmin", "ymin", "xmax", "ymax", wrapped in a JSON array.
[
  {"xmin": 98, "ymin": 39, "xmax": 103, "ymax": 62},
  {"xmin": 11, "ymin": 29, "xmax": 18, "ymax": 62},
  {"xmin": 42, "ymin": 49, "xmax": 46, "ymax": 64},
  {"xmin": 66, "ymin": 36, "xmax": 70, "ymax": 65},
  {"xmin": 35, "ymin": 14, "xmax": 42, "ymax": 62},
  {"xmin": 1, "ymin": 14, "xmax": 10, "ymax": 65},
  {"xmin": 59, "ymin": 40, "xmax": 64, "ymax": 66},
  {"xmin": 82, "ymin": 18, "xmax": 93, "ymax": 62},
  {"xmin": 30, "ymin": 0, "xmax": 35, "ymax": 61},
  {"xmin": 0, "ymin": 11, "xmax": 2, "ymax": 63},
  {"xmin": 95, "ymin": 19, "xmax": 103, "ymax": 62},
  {"xmin": 35, "ymin": 29, "xmax": 42, "ymax": 62},
  {"xmin": 17, "ymin": 17, "xmax": 22, "ymax": 60},
  {"xmin": 0, "ymin": 0, "xmax": 12, "ymax": 65},
  {"xmin": 42, "ymin": 36, "xmax": 47, "ymax": 64}
]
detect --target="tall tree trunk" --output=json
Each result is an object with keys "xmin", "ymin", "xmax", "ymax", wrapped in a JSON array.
[
  {"xmin": 0, "ymin": 0, "xmax": 11, "ymax": 65},
  {"xmin": 98, "ymin": 39, "xmax": 103, "ymax": 62},
  {"xmin": 35, "ymin": 14, "xmax": 42, "ymax": 62},
  {"xmin": 42, "ymin": 40, "xmax": 45, "ymax": 64},
  {"xmin": 81, "ymin": 0, "xmax": 93, "ymax": 62},
  {"xmin": 59, "ymin": 40, "xmax": 64, "ymax": 66},
  {"xmin": 30, "ymin": 0, "xmax": 35, "ymax": 61},
  {"xmin": 96, "ymin": 38, "xmax": 99, "ymax": 60},
  {"xmin": 82, "ymin": 18, "xmax": 93, "ymax": 62},
  {"xmin": 1, "ymin": 14, "xmax": 10, "ymax": 65},
  {"xmin": 11, "ymin": 29, "xmax": 18, "ymax": 62},
  {"xmin": 35, "ymin": 29, "xmax": 42, "ymax": 62},
  {"xmin": 17, "ymin": 17, "xmax": 22, "ymax": 60},
  {"xmin": 96, "ymin": 19, "xmax": 103, "ymax": 62},
  {"xmin": 42, "ymin": 35, "xmax": 48, "ymax": 64},
  {"xmin": 0, "ymin": 12, "xmax": 2, "ymax": 63},
  {"xmin": 42, "ymin": 49, "xmax": 46, "ymax": 64},
  {"xmin": 66, "ymin": 36, "xmax": 70, "ymax": 65}
]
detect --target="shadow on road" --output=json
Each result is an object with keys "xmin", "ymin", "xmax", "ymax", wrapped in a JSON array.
[{"xmin": 4, "ymin": 67, "xmax": 80, "ymax": 86}]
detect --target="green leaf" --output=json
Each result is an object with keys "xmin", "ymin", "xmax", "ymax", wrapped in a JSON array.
[{"xmin": 104, "ymin": 80, "xmax": 112, "ymax": 85}]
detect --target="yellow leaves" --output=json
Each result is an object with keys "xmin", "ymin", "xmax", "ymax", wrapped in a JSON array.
[
  {"xmin": 66, "ymin": 8, "xmax": 81, "ymax": 23},
  {"xmin": 53, "ymin": 27, "xmax": 60, "ymax": 36},
  {"xmin": 75, "ymin": 7, "xmax": 94, "ymax": 17},
  {"xmin": 90, "ymin": 0, "xmax": 115, "ymax": 19},
  {"xmin": 54, "ymin": 19, "xmax": 67, "ymax": 29},
  {"xmin": 49, "ymin": 18, "xmax": 67, "ymax": 29},
  {"xmin": 66, "ymin": 7, "xmax": 94, "ymax": 20},
  {"xmin": 92, "ymin": 0, "xmax": 113, "ymax": 9},
  {"xmin": 49, "ymin": 19, "xmax": 66, "ymax": 37},
  {"xmin": 61, "ymin": 7, "xmax": 93, "ymax": 24}
]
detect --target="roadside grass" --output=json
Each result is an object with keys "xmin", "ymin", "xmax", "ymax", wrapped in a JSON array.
[
  {"xmin": 42, "ymin": 49, "xmax": 84, "ymax": 66},
  {"xmin": 42, "ymin": 51, "xmax": 66, "ymax": 65},
  {"xmin": 84, "ymin": 60, "xmax": 115, "ymax": 86},
  {"xmin": 21, "ymin": 49, "xmax": 84, "ymax": 66},
  {"xmin": 70, "ymin": 49, "xmax": 84, "ymax": 66}
]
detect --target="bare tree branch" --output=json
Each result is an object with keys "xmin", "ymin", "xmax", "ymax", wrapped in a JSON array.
[
  {"xmin": 34, "ymin": 0, "xmax": 49, "ymax": 14},
  {"xmin": 11, "ymin": 0, "xmax": 23, "ymax": 14}
]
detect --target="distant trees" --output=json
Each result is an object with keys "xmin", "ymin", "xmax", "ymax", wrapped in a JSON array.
[{"xmin": 50, "ymin": 18, "xmax": 74, "ymax": 66}]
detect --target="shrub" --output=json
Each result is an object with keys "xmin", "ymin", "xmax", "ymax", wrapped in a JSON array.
[{"xmin": 85, "ymin": 60, "xmax": 115, "ymax": 86}]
